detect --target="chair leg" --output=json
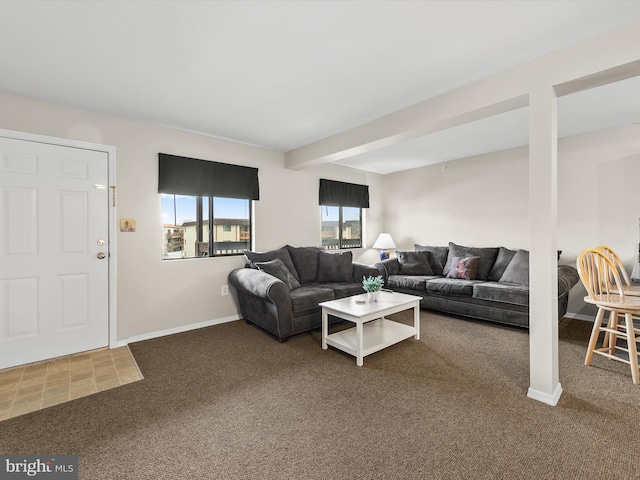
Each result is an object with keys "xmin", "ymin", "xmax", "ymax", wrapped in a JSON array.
[
  {"xmin": 585, "ymin": 308, "xmax": 606, "ymax": 366},
  {"xmin": 603, "ymin": 311, "xmax": 612, "ymax": 354},
  {"xmin": 624, "ymin": 313, "xmax": 640, "ymax": 385},
  {"xmin": 607, "ymin": 311, "xmax": 619, "ymax": 357}
]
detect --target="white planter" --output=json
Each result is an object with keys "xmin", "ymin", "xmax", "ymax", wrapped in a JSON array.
[{"xmin": 367, "ymin": 291, "xmax": 379, "ymax": 302}]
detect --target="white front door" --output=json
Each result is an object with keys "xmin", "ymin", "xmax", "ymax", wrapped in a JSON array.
[{"xmin": 0, "ymin": 136, "xmax": 110, "ymax": 369}]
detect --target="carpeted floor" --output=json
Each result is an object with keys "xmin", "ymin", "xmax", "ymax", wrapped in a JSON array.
[{"xmin": 0, "ymin": 311, "xmax": 638, "ymax": 479}]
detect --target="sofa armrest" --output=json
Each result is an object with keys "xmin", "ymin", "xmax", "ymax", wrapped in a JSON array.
[
  {"xmin": 228, "ymin": 268, "xmax": 294, "ymax": 339},
  {"xmin": 228, "ymin": 267, "xmax": 289, "ymax": 303},
  {"xmin": 352, "ymin": 262, "xmax": 380, "ymax": 283},
  {"xmin": 557, "ymin": 264, "xmax": 580, "ymax": 297},
  {"xmin": 373, "ymin": 258, "xmax": 400, "ymax": 287}
]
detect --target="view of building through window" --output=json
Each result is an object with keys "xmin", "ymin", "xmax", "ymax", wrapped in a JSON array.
[
  {"xmin": 321, "ymin": 206, "xmax": 362, "ymax": 250},
  {"xmin": 162, "ymin": 194, "xmax": 251, "ymax": 259}
]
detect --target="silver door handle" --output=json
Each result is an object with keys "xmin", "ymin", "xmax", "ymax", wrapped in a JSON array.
[{"xmin": 97, "ymin": 253, "xmax": 106, "ymax": 259}]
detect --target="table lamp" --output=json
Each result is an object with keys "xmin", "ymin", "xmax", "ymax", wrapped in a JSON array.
[{"xmin": 373, "ymin": 233, "xmax": 396, "ymax": 261}]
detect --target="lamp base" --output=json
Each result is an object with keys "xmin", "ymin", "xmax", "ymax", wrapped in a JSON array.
[{"xmin": 379, "ymin": 249, "xmax": 390, "ymax": 261}]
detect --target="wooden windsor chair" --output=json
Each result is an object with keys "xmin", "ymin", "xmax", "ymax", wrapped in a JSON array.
[
  {"xmin": 596, "ymin": 245, "xmax": 640, "ymax": 296},
  {"xmin": 595, "ymin": 245, "xmax": 640, "ymax": 353},
  {"xmin": 577, "ymin": 249, "xmax": 640, "ymax": 384}
]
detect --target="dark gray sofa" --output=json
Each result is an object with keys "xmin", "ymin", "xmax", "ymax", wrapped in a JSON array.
[
  {"xmin": 374, "ymin": 242, "xmax": 580, "ymax": 328},
  {"xmin": 228, "ymin": 245, "xmax": 379, "ymax": 342}
]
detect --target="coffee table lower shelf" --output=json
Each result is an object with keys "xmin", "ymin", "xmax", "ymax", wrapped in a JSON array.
[{"xmin": 325, "ymin": 318, "xmax": 417, "ymax": 364}]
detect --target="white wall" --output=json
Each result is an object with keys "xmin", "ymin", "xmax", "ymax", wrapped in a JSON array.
[
  {"xmin": 0, "ymin": 92, "xmax": 384, "ymax": 341},
  {"xmin": 383, "ymin": 124, "xmax": 640, "ymax": 318}
]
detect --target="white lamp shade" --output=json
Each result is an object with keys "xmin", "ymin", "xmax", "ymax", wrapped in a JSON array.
[{"xmin": 373, "ymin": 233, "xmax": 396, "ymax": 249}]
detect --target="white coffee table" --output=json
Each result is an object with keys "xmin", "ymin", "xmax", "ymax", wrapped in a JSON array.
[{"xmin": 319, "ymin": 291, "xmax": 421, "ymax": 366}]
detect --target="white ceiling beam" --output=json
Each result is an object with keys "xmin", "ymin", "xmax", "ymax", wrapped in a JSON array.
[{"xmin": 554, "ymin": 59, "xmax": 640, "ymax": 97}]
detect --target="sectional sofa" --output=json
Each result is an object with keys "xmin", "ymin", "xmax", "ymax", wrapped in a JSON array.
[
  {"xmin": 374, "ymin": 242, "xmax": 580, "ymax": 328},
  {"xmin": 228, "ymin": 245, "xmax": 379, "ymax": 341}
]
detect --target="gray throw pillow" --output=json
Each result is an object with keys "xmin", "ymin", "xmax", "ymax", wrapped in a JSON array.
[
  {"xmin": 499, "ymin": 249, "xmax": 529, "ymax": 286},
  {"xmin": 442, "ymin": 242, "xmax": 499, "ymax": 281},
  {"xmin": 316, "ymin": 250, "xmax": 353, "ymax": 283},
  {"xmin": 244, "ymin": 247, "xmax": 300, "ymax": 283},
  {"xmin": 414, "ymin": 244, "xmax": 449, "ymax": 275},
  {"xmin": 255, "ymin": 258, "xmax": 301, "ymax": 290},
  {"xmin": 286, "ymin": 245, "xmax": 322, "ymax": 284},
  {"xmin": 397, "ymin": 251, "xmax": 434, "ymax": 275},
  {"xmin": 488, "ymin": 246, "xmax": 517, "ymax": 281}
]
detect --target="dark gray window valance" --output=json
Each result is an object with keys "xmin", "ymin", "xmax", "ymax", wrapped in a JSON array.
[
  {"xmin": 158, "ymin": 153, "xmax": 259, "ymax": 200},
  {"xmin": 319, "ymin": 179, "xmax": 369, "ymax": 208}
]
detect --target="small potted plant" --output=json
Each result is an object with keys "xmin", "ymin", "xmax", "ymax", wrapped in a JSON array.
[{"xmin": 362, "ymin": 275, "xmax": 384, "ymax": 302}]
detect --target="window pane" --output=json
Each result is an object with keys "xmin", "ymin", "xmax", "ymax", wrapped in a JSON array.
[
  {"xmin": 162, "ymin": 194, "xmax": 198, "ymax": 259},
  {"xmin": 213, "ymin": 197, "xmax": 251, "ymax": 255},
  {"xmin": 321, "ymin": 206, "xmax": 340, "ymax": 250},
  {"xmin": 341, "ymin": 207, "xmax": 362, "ymax": 249}
]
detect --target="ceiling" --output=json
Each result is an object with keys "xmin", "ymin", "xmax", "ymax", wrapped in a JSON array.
[{"xmin": 1, "ymin": 1, "xmax": 639, "ymax": 174}]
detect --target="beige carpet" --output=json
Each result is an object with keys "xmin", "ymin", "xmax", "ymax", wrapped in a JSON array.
[{"xmin": 0, "ymin": 311, "xmax": 638, "ymax": 479}]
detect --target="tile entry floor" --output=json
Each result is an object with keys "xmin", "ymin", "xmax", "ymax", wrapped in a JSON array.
[{"xmin": 0, "ymin": 347, "xmax": 143, "ymax": 421}]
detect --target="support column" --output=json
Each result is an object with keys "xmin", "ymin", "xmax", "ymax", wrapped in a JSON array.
[{"xmin": 527, "ymin": 85, "xmax": 561, "ymax": 406}]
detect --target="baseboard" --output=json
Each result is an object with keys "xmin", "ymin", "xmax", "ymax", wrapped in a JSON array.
[
  {"xmin": 113, "ymin": 314, "xmax": 242, "ymax": 347},
  {"xmin": 563, "ymin": 312, "xmax": 594, "ymax": 322},
  {"xmin": 527, "ymin": 383, "xmax": 563, "ymax": 406}
]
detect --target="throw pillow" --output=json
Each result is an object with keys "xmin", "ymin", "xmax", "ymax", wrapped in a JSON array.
[
  {"xmin": 442, "ymin": 242, "xmax": 499, "ymax": 281},
  {"xmin": 488, "ymin": 246, "xmax": 517, "ymax": 281},
  {"xmin": 414, "ymin": 244, "xmax": 449, "ymax": 275},
  {"xmin": 255, "ymin": 258, "xmax": 301, "ymax": 290},
  {"xmin": 397, "ymin": 251, "xmax": 434, "ymax": 276},
  {"xmin": 446, "ymin": 256, "xmax": 480, "ymax": 280},
  {"xmin": 244, "ymin": 247, "xmax": 301, "ymax": 283},
  {"xmin": 316, "ymin": 250, "xmax": 353, "ymax": 283},
  {"xmin": 286, "ymin": 245, "xmax": 322, "ymax": 284},
  {"xmin": 499, "ymin": 249, "xmax": 529, "ymax": 286}
]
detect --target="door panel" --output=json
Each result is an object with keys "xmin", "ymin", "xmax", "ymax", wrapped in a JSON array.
[{"xmin": 0, "ymin": 137, "xmax": 109, "ymax": 369}]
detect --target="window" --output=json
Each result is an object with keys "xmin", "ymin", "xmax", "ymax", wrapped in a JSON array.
[
  {"xmin": 158, "ymin": 153, "xmax": 259, "ymax": 260},
  {"xmin": 162, "ymin": 195, "xmax": 251, "ymax": 258},
  {"xmin": 321, "ymin": 205, "xmax": 362, "ymax": 250},
  {"xmin": 319, "ymin": 179, "xmax": 369, "ymax": 250}
]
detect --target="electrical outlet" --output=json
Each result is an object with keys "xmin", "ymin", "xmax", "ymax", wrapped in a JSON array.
[{"xmin": 221, "ymin": 285, "xmax": 229, "ymax": 296}]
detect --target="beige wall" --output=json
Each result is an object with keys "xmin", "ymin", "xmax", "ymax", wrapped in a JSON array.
[
  {"xmin": 383, "ymin": 124, "xmax": 640, "ymax": 319},
  {"xmin": 0, "ymin": 92, "xmax": 384, "ymax": 341}
]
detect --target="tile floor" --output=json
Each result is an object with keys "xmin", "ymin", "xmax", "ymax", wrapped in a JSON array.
[{"xmin": 0, "ymin": 347, "xmax": 143, "ymax": 421}]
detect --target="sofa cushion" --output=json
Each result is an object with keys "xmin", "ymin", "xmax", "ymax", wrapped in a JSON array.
[
  {"xmin": 397, "ymin": 251, "xmax": 434, "ymax": 275},
  {"xmin": 317, "ymin": 250, "xmax": 353, "ymax": 282},
  {"xmin": 414, "ymin": 244, "xmax": 449, "ymax": 275},
  {"xmin": 473, "ymin": 282, "xmax": 529, "ymax": 307},
  {"xmin": 286, "ymin": 245, "xmax": 323, "ymax": 284},
  {"xmin": 446, "ymin": 256, "xmax": 479, "ymax": 280},
  {"xmin": 388, "ymin": 275, "xmax": 437, "ymax": 291},
  {"xmin": 488, "ymin": 246, "xmax": 517, "ymax": 281},
  {"xmin": 499, "ymin": 249, "xmax": 529, "ymax": 286},
  {"xmin": 244, "ymin": 247, "xmax": 300, "ymax": 283},
  {"xmin": 255, "ymin": 258, "xmax": 301, "ymax": 291},
  {"xmin": 425, "ymin": 278, "xmax": 481, "ymax": 296},
  {"xmin": 316, "ymin": 282, "xmax": 364, "ymax": 299},
  {"xmin": 442, "ymin": 243, "xmax": 499, "ymax": 281},
  {"xmin": 289, "ymin": 286, "xmax": 335, "ymax": 312}
]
